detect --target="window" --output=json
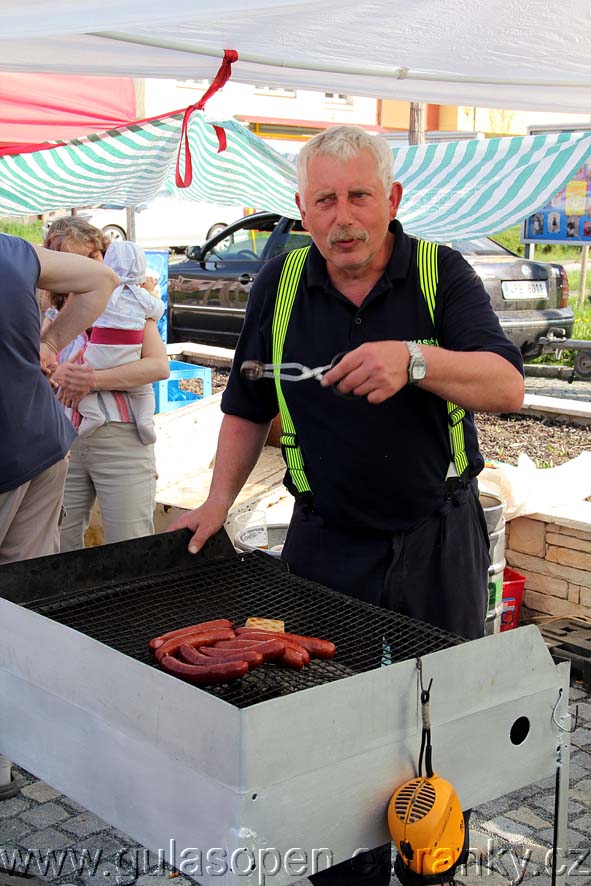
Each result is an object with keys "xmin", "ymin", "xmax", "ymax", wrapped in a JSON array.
[
  {"xmin": 254, "ymin": 85, "xmax": 297, "ymax": 98},
  {"xmin": 324, "ymin": 92, "xmax": 353, "ymax": 105}
]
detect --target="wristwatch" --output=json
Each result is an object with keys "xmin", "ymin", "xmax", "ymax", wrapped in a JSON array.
[{"xmin": 403, "ymin": 340, "xmax": 427, "ymax": 385}]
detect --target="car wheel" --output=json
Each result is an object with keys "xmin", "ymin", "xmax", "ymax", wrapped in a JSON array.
[
  {"xmin": 574, "ymin": 350, "xmax": 591, "ymax": 380},
  {"xmin": 102, "ymin": 225, "xmax": 127, "ymax": 243}
]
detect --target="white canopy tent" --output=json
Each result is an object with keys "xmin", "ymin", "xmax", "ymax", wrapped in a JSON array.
[{"xmin": 1, "ymin": 0, "xmax": 590, "ymax": 113}]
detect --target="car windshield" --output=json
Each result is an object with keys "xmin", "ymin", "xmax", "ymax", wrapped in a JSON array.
[
  {"xmin": 444, "ymin": 237, "xmax": 513, "ymax": 256},
  {"xmin": 210, "ymin": 219, "xmax": 277, "ymax": 260}
]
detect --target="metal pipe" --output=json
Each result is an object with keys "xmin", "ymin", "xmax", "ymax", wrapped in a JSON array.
[{"xmin": 88, "ymin": 32, "xmax": 591, "ymax": 89}]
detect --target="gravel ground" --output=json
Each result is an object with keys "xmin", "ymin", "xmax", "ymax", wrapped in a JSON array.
[
  {"xmin": 188, "ymin": 368, "xmax": 590, "ymax": 469},
  {"xmin": 475, "ymin": 412, "xmax": 589, "ymax": 468}
]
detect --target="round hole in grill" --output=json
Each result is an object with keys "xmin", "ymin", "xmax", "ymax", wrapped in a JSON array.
[
  {"xmin": 252, "ymin": 793, "xmax": 258, "ymax": 801},
  {"xmin": 510, "ymin": 716, "xmax": 530, "ymax": 745}
]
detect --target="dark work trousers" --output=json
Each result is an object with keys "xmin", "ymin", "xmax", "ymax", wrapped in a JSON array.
[{"xmin": 282, "ymin": 480, "xmax": 490, "ymax": 886}]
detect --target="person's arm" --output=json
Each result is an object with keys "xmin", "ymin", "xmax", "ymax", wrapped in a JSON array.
[
  {"xmin": 35, "ymin": 246, "xmax": 118, "ymax": 362},
  {"xmin": 51, "ymin": 319, "xmax": 169, "ymax": 401},
  {"xmin": 322, "ymin": 340, "xmax": 524, "ymax": 412},
  {"xmin": 168, "ymin": 414, "xmax": 272, "ymax": 554},
  {"xmin": 323, "ymin": 245, "xmax": 525, "ymax": 412}
]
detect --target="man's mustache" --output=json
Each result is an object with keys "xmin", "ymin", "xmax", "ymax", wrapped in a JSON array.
[{"xmin": 327, "ymin": 226, "xmax": 370, "ymax": 247}]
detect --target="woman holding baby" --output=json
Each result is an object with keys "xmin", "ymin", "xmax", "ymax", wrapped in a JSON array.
[{"xmin": 43, "ymin": 218, "xmax": 170, "ymax": 550}]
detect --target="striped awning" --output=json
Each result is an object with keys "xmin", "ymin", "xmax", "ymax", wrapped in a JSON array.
[{"xmin": 1, "ymin": 110, "xmax": 590, "ymax": 240}]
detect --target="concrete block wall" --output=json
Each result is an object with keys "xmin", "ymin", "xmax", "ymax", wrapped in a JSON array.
[{"xmin": 505, "ymin": 502, "xmax": 591, "ymax": 621}]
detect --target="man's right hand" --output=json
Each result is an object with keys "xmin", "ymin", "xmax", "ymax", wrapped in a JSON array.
[{"xmin": 167, "ymin": 500, "xmax": 229, "ymax": 554}]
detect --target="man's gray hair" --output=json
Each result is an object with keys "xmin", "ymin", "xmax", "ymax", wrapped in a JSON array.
[{"xmin": 296, "ymin": 125, "xmax": 394, "ymax": 200}]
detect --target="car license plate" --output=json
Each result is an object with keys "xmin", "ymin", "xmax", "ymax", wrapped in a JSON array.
[{"xmin": 501, "ymin": 280, "xmax": 548, "ymax": 300}]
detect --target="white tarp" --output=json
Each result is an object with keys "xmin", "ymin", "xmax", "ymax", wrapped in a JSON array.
[{"xmin": 0, "ymin": 0, "xmax": 590, "ymax": 113}]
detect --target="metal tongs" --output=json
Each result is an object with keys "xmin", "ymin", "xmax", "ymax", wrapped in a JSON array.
[{"xmin": 240, "ymin": 351, "xmax": 347, "ymax": 383}]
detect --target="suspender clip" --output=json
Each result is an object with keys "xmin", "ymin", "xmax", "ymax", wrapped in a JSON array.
[
  {"xmin": 448, "ymin": 406, "xmax": 465, "ymax": 427},
  {"xmin": 280, "ymin": 432, "xmax": 299, "ymax": 449}
]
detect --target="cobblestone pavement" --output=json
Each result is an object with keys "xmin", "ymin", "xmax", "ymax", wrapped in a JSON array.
[
  {"xmin": 524, "ymin": 375, "xmax": 590, "ymax": 403},
  {"xmin": 1, "ymin": 682, "xmax": 589, "ymax": 886}
]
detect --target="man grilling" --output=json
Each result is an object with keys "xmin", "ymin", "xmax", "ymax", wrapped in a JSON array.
[{"xmin": 170, "ymin": 125, "xmax": 524, "ymax": 885}]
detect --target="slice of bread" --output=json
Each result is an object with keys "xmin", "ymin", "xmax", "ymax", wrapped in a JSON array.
[{"xmin": 245, "ymin": 617, "xmax": 285, "ymax": 632}]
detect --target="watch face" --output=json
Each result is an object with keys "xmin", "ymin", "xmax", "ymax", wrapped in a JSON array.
[{"xmin": 412, "ymin": 361, "xmax": 427, "ymax": 381}]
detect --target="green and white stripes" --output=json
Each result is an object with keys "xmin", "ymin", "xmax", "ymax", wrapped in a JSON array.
[{"xmin": 1, "ymin": 113, "xmax": 590, "ymax": 242}]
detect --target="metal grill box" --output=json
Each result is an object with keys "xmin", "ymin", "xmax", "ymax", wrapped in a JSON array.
[{"xmin": 0, "ymin": 531, "xmax": 571, "ymax": 885}]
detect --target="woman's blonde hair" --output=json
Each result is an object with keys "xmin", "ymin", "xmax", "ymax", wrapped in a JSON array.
[
  {"xmin": 43, "ymin": 217, "xmax": 110, "ymax": 310},
  {"xmin": 44, "ymin": 216, "xmax": 110, "ymax": 258}
]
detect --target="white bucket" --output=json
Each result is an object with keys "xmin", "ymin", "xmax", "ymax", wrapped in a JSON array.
[
  {"xmin": 234, "ymin": 523, "xmax": 289, "ymax": 558},
  {"xmin": 479, "ymin": 492, "xmax": 506, "ymax": 636}
]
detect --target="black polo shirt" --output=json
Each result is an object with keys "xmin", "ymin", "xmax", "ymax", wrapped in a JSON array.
[{"xmin": 222, "ymin": 220, "xmax": 523, "ymax": 532}]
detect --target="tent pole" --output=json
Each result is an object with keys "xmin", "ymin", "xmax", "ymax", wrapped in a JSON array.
[
  {"xmin": 409, "ymin": 103, "xmax": 425, "ymax": 145},
  {"xmin": 89, "ymin": 32, "xmax": 591, "ymax": 89},
  {"xmin": 578, "ymin": 245, "xmax": 589, "ymax": 309},
  {"xmin": 126, "ymin": 206, "xmax": 136, "ymax": 243}
]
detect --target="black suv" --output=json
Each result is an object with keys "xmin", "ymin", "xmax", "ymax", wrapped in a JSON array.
[{"xmin": 167, "ymin": 211, "xmax": 574, "ymax": 358}]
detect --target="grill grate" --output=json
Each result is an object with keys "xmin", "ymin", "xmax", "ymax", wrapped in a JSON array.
[{"xmin": 28, "ymin": 551, "xmax": 462, "ymax": 709}]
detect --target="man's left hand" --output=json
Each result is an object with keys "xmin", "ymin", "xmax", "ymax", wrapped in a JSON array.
[
  {"xmin": 52, "ymin": 352, "xmax": 96, "ymax": 408},
  {"xmin": 320, "ymin": 341, "xmax": 410, "ymax": 404}
]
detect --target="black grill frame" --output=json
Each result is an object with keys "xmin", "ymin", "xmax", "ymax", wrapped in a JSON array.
[{"xmin": 1, "ymin": 529, "xmax": 463, "ymax": 709}]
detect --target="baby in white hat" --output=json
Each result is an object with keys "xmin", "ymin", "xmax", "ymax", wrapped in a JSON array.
[{"xmin": 77, "ymin": 241, "xmax": 164, "ymax": 444}]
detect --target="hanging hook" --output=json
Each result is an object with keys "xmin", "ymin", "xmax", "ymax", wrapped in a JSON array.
[
  {"xmin": 416, "ymin": 657, "xmax": 433, "ymax": 702},
  {"xmin": 551, "ymin": 688, "xmax": 578, "ymax": 734}
]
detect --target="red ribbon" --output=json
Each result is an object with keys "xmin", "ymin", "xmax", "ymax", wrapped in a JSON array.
[{"xmin": 175, "ymin": 49, "xmax": 238, "ymax": 188}]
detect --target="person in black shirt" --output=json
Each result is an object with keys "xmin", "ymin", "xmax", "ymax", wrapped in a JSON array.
[{"xmin": 170, "ymin": 125, "xmax": 524, "ymax": 885}]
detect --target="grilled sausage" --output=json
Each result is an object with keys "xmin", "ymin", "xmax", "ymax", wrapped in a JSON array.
[
  {"xmin": 149, "ymin": 619, "xmax": 233, "ymax": 650},
  {"xmin": 178, "ymin": 645, "xmax": 220, "ymax": 665},
  {"xmin": 279, "ymin": 645, "xmax": 308, "ymax": 669},
  {"xmin": 160, "ymin": 655, "xmax": 248, "ymax": 684},
  {"xmin": 233, "ymin": 631, "xmax": 311, "ymax": 665},
  {"xmin": 191, "ymin": 647, "xmax": 265, "ymax": 668},
  {"xmin": 154, "ymin": 627, "xmax": 235, "ymax": 662},
  {"xmin": 208, "ymin": 638, "xmax": 286, "ymax": 661},
  {"xmin": 235, "ymin": 626, "xmax": 335, "ymax": 658}
]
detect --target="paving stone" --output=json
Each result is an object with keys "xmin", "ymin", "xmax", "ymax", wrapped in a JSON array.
[
  {"xmin": 80, "ymin": 859, "xmax": 122, "ymax": 884},
  {"xmin": 73, "ymin": 833, "xmax": 126, "ymax": 861},
  {"xmin": 61, "ymin": 812, "xmax": 110, "ymax": 837},
  {"xmin": 574, "ymin": 700, "xmax": 591, "ymax": 724},
  {"xmin": 512, "ymin": 776, "xmax": 557, "ymax": 800},
  {"xmin": 0, "ymin": 817, "xmax": 32, "ymax": 842},
  {"xmin": 18, "ymin": 826, "xmax": 75, "ymax": 851},
  {"xmin": 20, "ymin": 801, "xmax": 72, "ymax": 828},
  {"xmin": 460, "ymin": 871, "xmax": 514, "ymax": 886},
  {"xmin": 570, "ymin": 687, "xmax": 588, "ymax": 703},
  {"xmin": 475, "ymin": 794, "xmax": 521, "ymax": 820},
  {"xmin": 529, "ymin": 791, "xmax": 586, "ymax": 817},
  {"xmin": 568, "ymin": 761, "xmax": 591, "ymax": 783},
  {"xmin": 20, "ymin": 781, "xmax": 64, "ymax": 803},
  {"xmin": 505, "ymin": 806, "xmax": 552, "ymax": 830},
  {"xmin": 11, "ymin": 766, "xmax": 36, "ymax": 786},
  {"xmin": 135, "ymin": 876, "xmax": 194, "ymax": 886},
  {"xmin": 535, "ymin": 827, "xmax": 587, "ymax": 849},
  {"xmin": 569, "ymin": 777, "xmax": 591, "ymax": 803},
  {"xmin": 61, "ymin": 797, "xmax": 89, "ymax": 814},
  {"xmin": 569, "ymin": 812, "xmax": 591, "ymax": 834},
  {"xmin": 0, "ymin": 797, "xmax": 30, "ymax": 818},
  {"xmin": 481, "ymin": 815, "xmax": 533, "ymax": 844}
]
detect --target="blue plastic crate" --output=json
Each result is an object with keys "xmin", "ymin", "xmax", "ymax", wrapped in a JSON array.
[{"xmin": 153, "ymin": 360, "xmax": 213, "ymax": 413}]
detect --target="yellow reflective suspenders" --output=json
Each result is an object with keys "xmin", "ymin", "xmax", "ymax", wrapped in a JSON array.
[
  {"xmin": 272, "ymin": 246, "xmax": 313, "ymax": 494},
  {"xmin": 416, "ymin": 240, "xmax": 469, "ymax": 478},
  {"xmin": 271, "ymin": 240, "xmax": 469, "ymax": 495}
]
